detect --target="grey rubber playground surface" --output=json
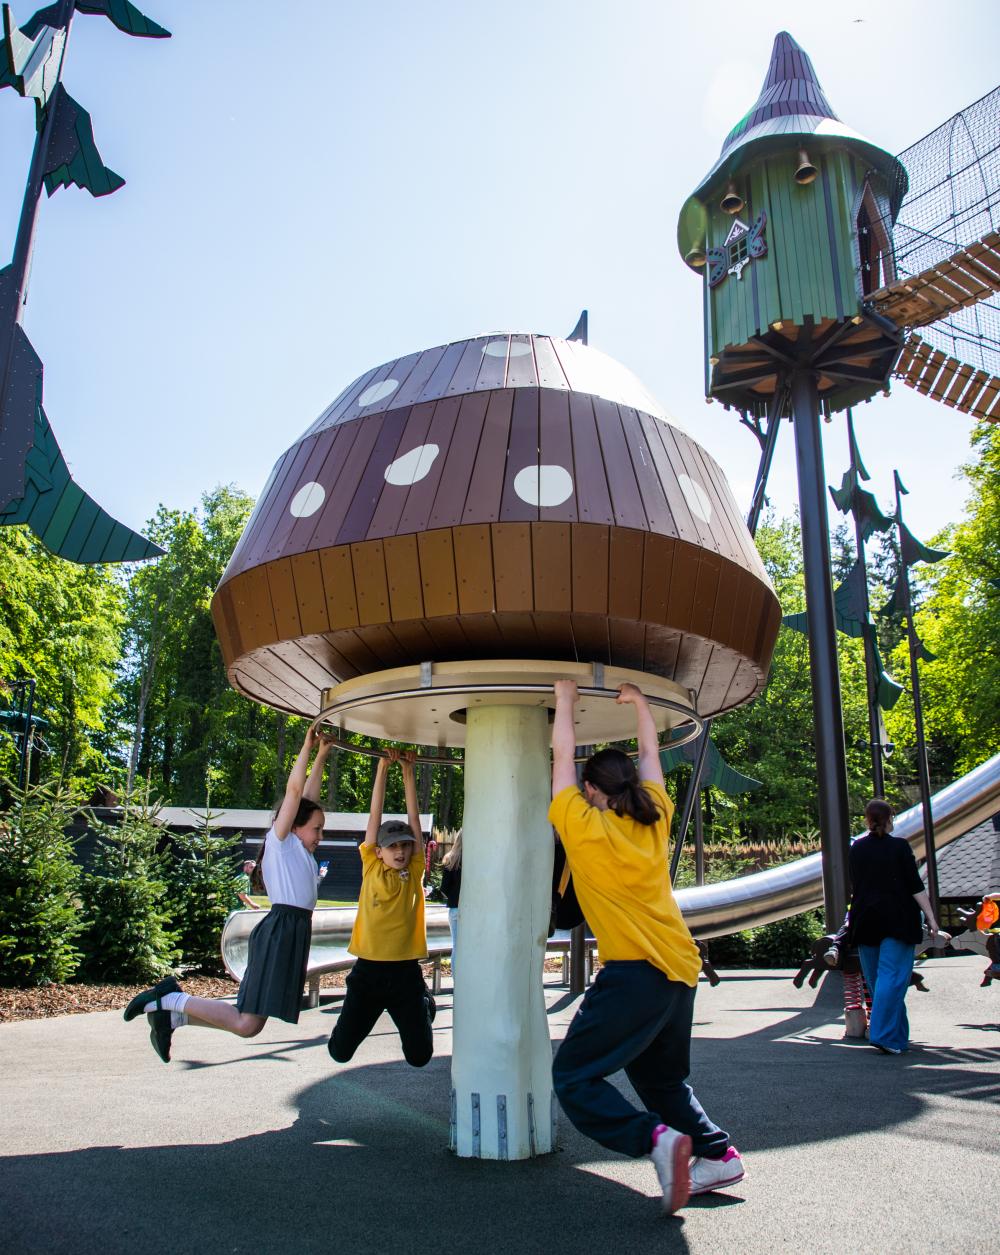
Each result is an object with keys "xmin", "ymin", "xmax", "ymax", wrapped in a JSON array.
[{"xmin": 1, "ymin": 955, "xmax": 996, "ymax": 1255}]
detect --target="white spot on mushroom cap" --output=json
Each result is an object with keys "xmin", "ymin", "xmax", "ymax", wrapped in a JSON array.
[
  {"xmin": 679, "ymin": 474, "xmax": 712, "ymax": 523},
  {"xmin": 358, "ymin": 378, "xmax": 399, "ymax": 406},
  {"xmin": 384, "ymin": 444, "xmax": 440, "ymax": 486},
  {"xmin": 513, "ymin": 464, "xmax": 573, "ymax": 507},
  {"xmin": 289, "ymin": 481, "xmax": 326, "ymax": 518},
  {"xmin": 482, "ymin": 339, "xmax": 532, "ymax": 358}
]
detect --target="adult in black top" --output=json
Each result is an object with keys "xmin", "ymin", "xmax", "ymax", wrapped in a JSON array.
[
  {"xmin": 846, "ymin": 799, "xmax": 948, "ymax": 1055},
  {"xmin": 440, "ymin": 863, "xmax": 462, "ymax": 909}
]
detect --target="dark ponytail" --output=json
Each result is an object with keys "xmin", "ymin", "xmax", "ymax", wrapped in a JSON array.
[
  {"xmin": 864, "ymin": 798, "xmax": 894, "ymax": 837},
  {"xmin": 582, "ymin": 748, "xmax": 661, "ymax": 827},
  {"xmin": 249, "ymin": 853, "xmax": 266, "ymax": 894},
  {"xmin": 253, "ymin": 798, "xmax": 324, "ymax": 892}
]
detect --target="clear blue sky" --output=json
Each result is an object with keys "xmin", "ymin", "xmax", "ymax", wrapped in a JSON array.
[{"xmin": 2, "ymin": 0, "xmax": 997, "ymax": 547}]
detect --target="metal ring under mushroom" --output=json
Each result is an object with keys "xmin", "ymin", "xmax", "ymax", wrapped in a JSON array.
[{"xmin": 312, "ymin": 683, "xmax": 705, "ymax": 768}]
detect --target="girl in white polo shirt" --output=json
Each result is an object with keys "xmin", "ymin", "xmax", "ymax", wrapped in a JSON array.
[{"xmin": 123, "ymin": 727, "xmax": 332, "ymax": 1062}]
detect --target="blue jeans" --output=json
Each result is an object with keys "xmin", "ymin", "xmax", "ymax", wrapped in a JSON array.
[
  {"xmin": 858, "ymin": 937, "xmax": 915, "ymax": 1052},
  {"xmin": 552, "ymin": 960, "xmax": 729, "ymax": 1159}
]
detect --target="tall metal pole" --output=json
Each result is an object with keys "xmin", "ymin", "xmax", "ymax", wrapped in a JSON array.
[
  {"xmin": 693, "ymin": 790, "xmax": 705, "ymax": 886},
  {"xmin": 791, "ymin": 369, "xmax": 852, "ymax": 928},
  {"xmin": 846, "ymin": 412, "xmax": 885, "ymax": 797},
  {"xmin": 4, "ymin": 2, "xmax": 75, "ymax": 320},
  {"xmin": 894, "ymin": 485, "xmax": 940, "ymax": 919}
]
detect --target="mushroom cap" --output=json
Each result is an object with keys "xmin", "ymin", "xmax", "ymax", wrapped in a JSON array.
[{"xmin": 211, "ymin": 332, "xmax": 781, "ymax": 722}]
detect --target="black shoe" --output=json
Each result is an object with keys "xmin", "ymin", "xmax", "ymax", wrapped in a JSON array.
[
  {"xmin": 148, "ymin": 1009, "xmax": 174, "ymax": 1063},
  {"xmin": 123, "ymin": 976, "xmax": 180, "ymax": 1022},
  {"xmin": 424, "ymin": 992, "xmax": 437, "ymax": 1024}
]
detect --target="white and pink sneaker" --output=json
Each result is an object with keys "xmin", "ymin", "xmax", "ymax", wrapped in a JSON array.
[
  {"xmin": 689, "ymin": 1146, "xmax": 745, "ymax": 1195},
  {"xmin": 650, "ymin": 1125, "xmax": 692, "ymax": 1214}
]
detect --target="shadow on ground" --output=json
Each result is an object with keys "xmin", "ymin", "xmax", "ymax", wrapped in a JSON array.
[{"xmin": 3, "ymin": 975, "xmax": 997, "ymax": 1254}]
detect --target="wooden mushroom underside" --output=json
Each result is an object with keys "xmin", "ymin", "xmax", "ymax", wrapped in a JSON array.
[{"xmin": 211, "ymin": 335, "xmax": 782, "ymax": 721}]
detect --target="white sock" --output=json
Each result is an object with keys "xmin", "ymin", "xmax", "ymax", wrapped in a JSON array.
[
  {"xmin": 145, "ymin": 991, "xmax": 189, "ymax": 1014},
  {"xmin": 170, "ymin": 1011, "xmax": 188, "ymax": 1029}
]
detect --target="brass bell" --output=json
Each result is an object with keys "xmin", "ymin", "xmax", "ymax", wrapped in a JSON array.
[
  {"xmin": 720, "ymin": 182, "xmax": 744, "ymax": 214},
  {"xmin": 794, "ymin": 149, "xmax": 818, "ymax": 185},
  {"xmin": 685, "ymin": 246, "xmax": 707, "ymax": 268}
]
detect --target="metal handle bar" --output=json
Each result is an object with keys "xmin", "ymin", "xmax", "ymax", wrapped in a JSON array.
[{"xmin": 311, "ymin": 683, "xmax": 704, "ymax": 767}]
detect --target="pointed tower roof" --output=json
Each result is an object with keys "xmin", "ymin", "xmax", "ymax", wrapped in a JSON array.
[{"xmin": 688, "ymin": 31, "xmax": 906, "ymax": 205}]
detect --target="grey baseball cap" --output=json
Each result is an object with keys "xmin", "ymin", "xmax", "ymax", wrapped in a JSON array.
[{"xmin": 376, "ymin": 820, "xmax": 416, "ymax": 848}]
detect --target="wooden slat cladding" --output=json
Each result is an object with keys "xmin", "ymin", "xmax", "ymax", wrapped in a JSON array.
[
  {"xmin": 225, "ymin": 387, "xmax": 765, "ymax": 581},
  {"xmin": 214, "ymin": 521, "xmax": 780, "ymax": 718},
  {"xmin": 212, "ymin": 334, "xmax": 780, "ymax": 723}
]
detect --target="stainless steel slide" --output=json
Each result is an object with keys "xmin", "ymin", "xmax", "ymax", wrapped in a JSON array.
[{"xmin": 678, "ymin": 750, "xmax": 1000, "ymax": 938}]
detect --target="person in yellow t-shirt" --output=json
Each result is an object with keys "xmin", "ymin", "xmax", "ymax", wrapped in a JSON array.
[
  {"xmin": 548, "ymin": 680, "xmax": 744, "ymax": 1214},
  {"xmin": 327, "ymin": 748, "xmax": 435, "ymax": 1068}
]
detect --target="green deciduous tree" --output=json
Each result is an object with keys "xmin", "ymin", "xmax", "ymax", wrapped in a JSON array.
[
  {"xmin": 885, "ymin": 424, "xmax": 1000, "ymax": 778},
  {"xmin": 0, "ymin": 528, "xmax": 126, "ymax": 789}
]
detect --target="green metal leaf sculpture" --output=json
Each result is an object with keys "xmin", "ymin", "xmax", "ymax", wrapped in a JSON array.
[
  {"xmin": 784, "ymin": 559, "xmax": 905, "ymax": 710},
  {"xmin": 0, "ymin": 267, "xmax": 162, "ymax": 564},
  {"xmin": 879, "ymin": 571, "xmax": 910, "ymax": 620},
  {"xmin": 872, "ymin": 638, "xmax": 904, "ymax": 710},
  {"xmin": 829, "ymin": 471, "xmax": 893, "ymax": 540},
  {"xmin": 22, "ymin": 1, "xmax": 169, "ymax": 39},
  {"xmin": 43, "ymin": 84, "xmax": 124, "ymax": 197},
  {"xmin": 913, "ymin": 634, "xmax": 936, "ymax": 663},
  {"xmin": 2, "ymin": 7, "xmax": 65, "ymax": 105},
  {"xmin": 783, "ymin": 559, "xmax": 868, "ymax": 638},
  {"xmin": 660, "ymin": 734, "xmax": 762, "ymax": 796},
  {"xmin": 75, "ymin": 0, "xmax": 170, "ymax": 38},
  {"xmin": 898, "ymin": 520, "xmax": 950, "ymax": 566},
  {"xmin": 0, "ymin": 401, "xmax": 163, "ymax": 562}
]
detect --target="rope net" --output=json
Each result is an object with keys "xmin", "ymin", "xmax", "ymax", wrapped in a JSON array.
[{"xmin": 885, "ymin": 86, "xmax": 1000, "ymax": 376}]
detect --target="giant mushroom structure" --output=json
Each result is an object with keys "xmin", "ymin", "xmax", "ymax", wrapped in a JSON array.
[{"xmin": 211, "ymin": 330, "xmax": 781, "ymax": 1159}]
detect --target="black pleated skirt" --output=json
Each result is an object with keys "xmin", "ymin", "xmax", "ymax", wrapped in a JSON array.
[{"xmin": 235, "ymin": 903, "xmax": 312, "ymax": 1024}]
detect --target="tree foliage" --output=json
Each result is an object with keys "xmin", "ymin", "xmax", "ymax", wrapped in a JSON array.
[
  {"xmin": 0, "ymin": 782, "xmax": 83, "ymax": 986},
  {"xmin": 884, "ymin": 423, "xmax": 1000, "ymax": 778},
  {"xmin": 75, "ymin": 801, "xmax": 179, "ymax": 983},
  {"xmin": 160, "ymin": 811, "xmax": 244, "ymax": 974},
  {"xmin": 0, "ymin": 528, "xmax": 125, "ymax": 789}
]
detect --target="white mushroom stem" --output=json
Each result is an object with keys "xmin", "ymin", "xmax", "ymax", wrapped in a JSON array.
[{"xmin": 450, "ymin": 704, "xmax": 555, "ymax": 1159}]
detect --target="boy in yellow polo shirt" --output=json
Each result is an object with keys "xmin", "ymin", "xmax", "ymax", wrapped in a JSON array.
[
  {"xmin": 328, "ymin": 749, "xmax": 435, "ymax": 1068},
  {"xmin": 548, "ymin": 680, "xmax": 743, "ymax": 1214}
]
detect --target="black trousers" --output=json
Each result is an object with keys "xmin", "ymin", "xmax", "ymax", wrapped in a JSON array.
[{"xmin": 328, "ymin": 958, "xmax": 434, "ymax": 1068}]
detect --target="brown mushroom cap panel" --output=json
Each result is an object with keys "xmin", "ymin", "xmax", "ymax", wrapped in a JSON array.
[{"xmin": 212, "ymin": 335, "xmax": 781, "ymax": 720}]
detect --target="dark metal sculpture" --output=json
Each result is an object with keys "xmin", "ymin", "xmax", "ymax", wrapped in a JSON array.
[
  {"xmin": 0, "ymin": 0, "xmax": 167, "ymax": 563},
  {"xmin": 881, "ymin": 472, "xmax": 950, "ymax": 916}
]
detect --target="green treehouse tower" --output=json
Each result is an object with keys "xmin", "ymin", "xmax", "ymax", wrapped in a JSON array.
[{"xmin": 678, "ymin": 31, "xmax": 908, "ymax": 925}]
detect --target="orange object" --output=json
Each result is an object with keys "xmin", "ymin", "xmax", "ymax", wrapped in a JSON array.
[{"xmin": 976, "ymin": 896, "xmax": 1000, "ymax": 931}]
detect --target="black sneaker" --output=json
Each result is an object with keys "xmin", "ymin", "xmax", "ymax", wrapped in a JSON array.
[
  {"xmin": 424, "ymin": 992, "xmax": 437, "ymax": 1024},
  {"xmin": 123, "ymin": 976, "xmax": 180, "ymax": 1022},
  {"xmin": 148, "ymin": 1009, "xmax": 174, "ymax": 1063}
]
